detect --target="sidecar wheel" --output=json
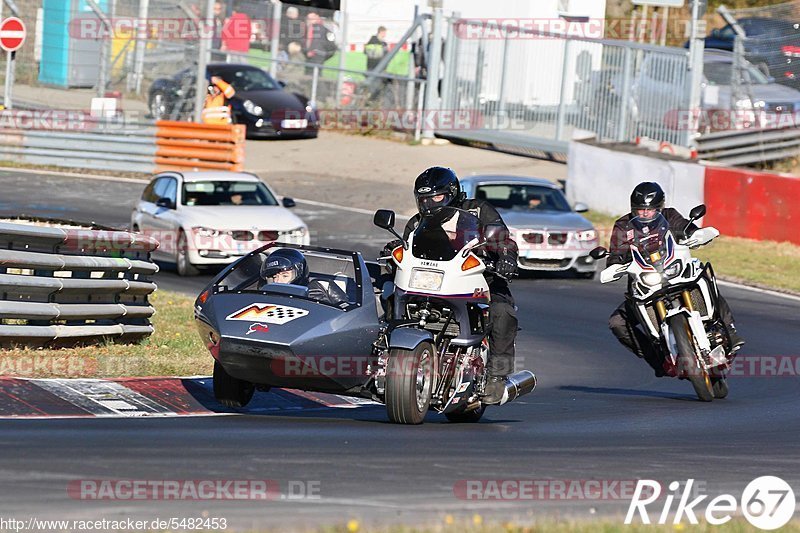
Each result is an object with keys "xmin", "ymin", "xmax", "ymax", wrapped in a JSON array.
[
  {"xmin": 445, "ymin": 403, "xmax": 485, "ymax": 423},
  {"xmin": 213, "ymin": 361, "xmax": 255, "ymax": 408},
  {"xmin": 385, "ymin": 342, "xmax": 435, "ymax": 425}
]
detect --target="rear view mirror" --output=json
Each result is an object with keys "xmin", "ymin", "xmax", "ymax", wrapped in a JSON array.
[
  {"xmin": 689, "ymin": 204, "xmax": 706, "ymax": 220},
  {"xmin": 590, "ymin": 246, "xmax": 609, "ymax": 260},
  {"xmin": 156, "ymin": 197, "xmax": 174, "ymax": 209},
  {"xmin": 373, "ymin": 209, "xmax": 395, "ymax": 230},
  {"xmin": 482, "ymin": 223, "xmax": 508, "ymax": 244}
]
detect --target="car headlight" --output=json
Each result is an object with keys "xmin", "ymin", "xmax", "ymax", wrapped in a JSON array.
[
  {"xmin": 664, "ymin": 261, "xmax": 682, "ymax": 279},
  {"xmin": 193, "ymin": 226, "xmax": 220, "ymax": 237},
  {"xmin": 409, "ymin": 269, "xmax": 444, "ymax": 291},
  {"xmin": 642, "ymin": 272, "xmax": 663, "ymax": 287},
  {"xmin": 735, "ymin": 98, "xmax": 765, "ymax": 109},
  {"xmin": 281, "ymin": 227, "xmax": 307, "ymax": 238},
  {"xmin": 575, "ymin": 229, "xmax": 597, "ymax": 242},
  {"xmin": 243, "ymin": 99, "xmax": 263, "ymax": 116}
]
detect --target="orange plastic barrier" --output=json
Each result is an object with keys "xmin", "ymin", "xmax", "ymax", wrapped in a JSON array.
[{"xmin": 154, "ymin": 120, "xmax": 246, "ymax": 172}]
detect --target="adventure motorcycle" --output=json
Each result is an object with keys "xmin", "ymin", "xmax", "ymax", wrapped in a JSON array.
[{"xmin": 591, "ymin": 205, "xmax": 734, "ymax": 402}]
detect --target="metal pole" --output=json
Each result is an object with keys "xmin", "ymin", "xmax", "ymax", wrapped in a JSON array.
[
  {"xmin": 555, "ymin": 39, "xmax": 571, "ymax": 141},
  {"xmin": 422, "ymin": 6, "xmax": 443, "ymax": 139},
  {"xmin": 439, "ymin": 12, "xmax": 459, "ymax": 112},
  {"xmin": 639, "ymin": 5, "xmax": 648, "ymax": 43},
  {"xmin": 133, "ymin": 0, "xmax": 150, "ymax": 94},
  {"xmin": 269, "ymin": 0, "xmax": 281, "ymax": 78},
  {"xmin": 86, "ymin": 0, "xmax": 111, "ymax": 97},
  {"xmin": 311, "ymin": 65, "xmax": 319, "ymax": 104},
  {"xmin": 3, "ymin": 51, "xmax": 12, "ymax": 109},
  {"xmin": 415, "ymin": 80, "xmax": 426, "ymax": 142},
  {"xmin": 335, "ymin": 3, "xmax": 348, "ymax": 107},
  {"xmin": 497, "ymin": 34, "xmax": 510, "ymax": 120},
  {"xmin": 685, "ymin": 0, "xmax": 706, "ymax": 146},
  {"xmin": 617, "ymin": 46, "xmax": 633, "ymax": 142},
  {"xmin": 661, "ymin": 7, "xmax": 669, "ymax": 47},
  {"xmin": 193, "ymin": 0, "xmax": 214, "ymax": 123}
]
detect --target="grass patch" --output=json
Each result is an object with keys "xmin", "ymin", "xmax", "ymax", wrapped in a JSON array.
[
  {"xmin": 583, "ymin": 211, "xmax": 800, "ymax": 295},
  {"xmin": 0, "ymin": 290, "xmax": 211, "ymax": 379},
  {"xmin": 311, "ymin": 518, "xmax": 800, "ymax": 533}
]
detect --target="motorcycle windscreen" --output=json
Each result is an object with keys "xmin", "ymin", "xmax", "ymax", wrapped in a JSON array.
[
  {"xmin": 631, "ymin": 214, "xmax": 671, "ymax": 266},
  {"xmin": 412, "ymin": 207, "xmax": 481, "ymax": 261}
]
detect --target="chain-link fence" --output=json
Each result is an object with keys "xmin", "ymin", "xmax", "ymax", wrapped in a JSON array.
[
  {"xmin": 441, "ymin": 17, "xmax": 693, "ymax": 151},
  {"xmin": 0, "ymin": 0, "xmax": 425, "ymax": 135}
]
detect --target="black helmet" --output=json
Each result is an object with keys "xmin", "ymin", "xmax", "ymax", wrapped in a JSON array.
[
  {"xmin": 260, "ymin": 248, "xmax": 308, "ymax": 285},
  {"xmin": 414, "ymin": 166, "xmax": 462, "ymax": 217},
  {"xmin": 630, "ymin": 182, "xmax": 665, "ymax": 222}
]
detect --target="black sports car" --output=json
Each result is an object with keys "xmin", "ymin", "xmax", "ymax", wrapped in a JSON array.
[{"xmin": 148, "ymin": 63, "xmax": 319, "ymax": 139}]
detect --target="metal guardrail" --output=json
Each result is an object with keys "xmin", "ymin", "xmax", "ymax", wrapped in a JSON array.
[
  {"xmin": 0, "ymin": 118, "xmax": 246, "ymax": 174},
  {"xmin": 0, "ymin": 220, "xmax": 159, "ymax": 348},
  {"xmin": 695, "ymin": 126, "xmax": 800, "ymax": 166}
]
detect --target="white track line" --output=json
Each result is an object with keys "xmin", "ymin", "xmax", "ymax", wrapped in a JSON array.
[{"xmin": 717, "ymin": 280, "xmax": 800, "ymax": 303}]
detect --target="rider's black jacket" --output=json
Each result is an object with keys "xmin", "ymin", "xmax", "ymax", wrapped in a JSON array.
[
  {"xmin": 400, "ymin": 198, "xmax": 519, "ymax": 282},
  {"xmin": 608, "ymin": 207, "xmax": 699, "ymax": 266}
]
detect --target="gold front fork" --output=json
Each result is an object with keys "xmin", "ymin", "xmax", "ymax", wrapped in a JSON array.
[
  {"xmin": 655, "ymin": 300, "xmax": 667, "ymax": 321},
  {"xmin": 681, "ymin": 290, "xmax": 695, "ymax": 312}
]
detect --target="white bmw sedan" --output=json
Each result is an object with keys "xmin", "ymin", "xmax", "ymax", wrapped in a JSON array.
[{"xmin": 131, "ymin": 171, "xmax": 309, "ymax": 276}]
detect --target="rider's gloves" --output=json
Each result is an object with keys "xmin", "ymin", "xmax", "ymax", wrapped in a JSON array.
[
  {"xmin": 381, "ymin": 239, "xmax": 403, "ymax": 258},
  {"xmin": 495, "ymin": 254, "xmax": 518, "ymax": 278}
]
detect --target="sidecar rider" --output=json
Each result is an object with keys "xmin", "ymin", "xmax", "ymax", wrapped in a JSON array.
[
  {"xmin": 260, "ymin": 248, "xmax": 349, "ymax": 307},
  {"xmin": 607, "ymin": 182, "xmax": 745, "ymax": 376},
  {"xmin": 382, "ymin": 167, "xmax": 520, "ymax": 405}
]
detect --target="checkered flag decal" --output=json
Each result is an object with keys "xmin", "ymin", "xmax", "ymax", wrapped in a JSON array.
[{"xmin": 226, "ymin": 303, "xmax": 310, "ymax": 325}]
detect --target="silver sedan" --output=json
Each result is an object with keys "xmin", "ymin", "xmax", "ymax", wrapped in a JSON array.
[{"xmin": 460, "ymin": 175, "xmax": 599, "ymax": 278}]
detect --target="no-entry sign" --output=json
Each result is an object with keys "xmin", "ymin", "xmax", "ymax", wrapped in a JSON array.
[{"xmin": 0, "ymin": 17, "xmax": 26, "ymax": 53}]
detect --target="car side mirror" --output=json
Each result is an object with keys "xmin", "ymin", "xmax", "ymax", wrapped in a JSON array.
[
  {"xmin": 573, "ymin": 202, "xmax": 589, "ymax": 213},
  {"xmin": 373, "ymin": 209, "xmax": 395, "ymax": 230},
  {"xmin": 156, "ymin": 197, "xmax": 174, "ymax": 209},
  {"xmin": 277, "ymin": 80, "xmax": 287, "ymax": 88},
  {"xmin": 689, "ymin": 204, "xmax": 706, "ymax": 220},
  {"xmin": 590, "ymin": 246, "xmax": 609, "ymax": 260},
  {"xmin": 282, "ymin": 197, "xmax": 296, "ymax": 208}
]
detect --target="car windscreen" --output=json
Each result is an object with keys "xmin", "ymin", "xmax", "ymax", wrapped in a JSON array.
[
  {"xmin": 705, "ymin": 61, "xmax": 769, "ymax": 86},
  {"xmin": 412, "ymin": 207, "xmax": 480, "ymax": 262},
  {"xmin": 215, "ymin": 247, "xmax": 361, "ymax": 309},
  {"xmin": 182, "ymin": 181, "xmax": 278, "ymax": 206},
  {"xmin": 475, "ymin": 184, "xmax": 572, "ymax": 212},
  {"xmin": 213, "ymin": 68, "xmax": 278, "ymax": 92}
]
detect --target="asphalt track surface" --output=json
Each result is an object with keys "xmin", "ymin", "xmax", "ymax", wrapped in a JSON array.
[{"xmin": 0, "ymin": 170, "xmax": 798, "ymax": 530}]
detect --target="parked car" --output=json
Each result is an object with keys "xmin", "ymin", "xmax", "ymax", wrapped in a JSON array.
[
  {"xmin": 131, "ymin": 172, "xmax": 310, "ymax": 276},
  {"xmin": 148, "ymin": 64, "xmax": 319, "ymax": 139},
  {"xmin": 632, "ymin": 50, "xmax": 800, "ymax": 134},
  {"xmin": 459, "ymin": 176, "xmax": 599, "ymax": 278},
  {"xmin": 690, "ymin": 17, "xmax": 800, "ymax": 89}
]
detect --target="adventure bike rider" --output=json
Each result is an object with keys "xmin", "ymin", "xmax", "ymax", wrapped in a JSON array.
[{"xmin": 607, "ymin": 182, "xmax": 745, "ymax": 376}]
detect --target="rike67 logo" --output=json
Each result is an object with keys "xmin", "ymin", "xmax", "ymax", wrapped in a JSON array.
[{"xmin": 626, "ymin": 477, "xmax": 796, "ymax": 530}]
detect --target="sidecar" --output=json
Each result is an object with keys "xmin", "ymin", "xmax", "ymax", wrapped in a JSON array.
[{"xmin": 194, "ymin": 243, "xmax": 384, "ymax": 398}]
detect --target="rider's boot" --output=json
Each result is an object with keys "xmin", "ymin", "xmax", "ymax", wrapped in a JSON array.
[{"xmin": 482, "ymin": 375, "xmax": 509, "ymax": 405}]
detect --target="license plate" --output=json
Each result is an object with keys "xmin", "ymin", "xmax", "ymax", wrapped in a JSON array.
[
  {"xmin": 281, "ymin": 119, "xmax": 308, "ymax": 129},
  {"xmin": 526, "ymin": 250, "xmax": 568, "ymax": 259}
]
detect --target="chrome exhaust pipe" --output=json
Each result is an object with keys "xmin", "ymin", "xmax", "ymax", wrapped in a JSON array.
[{"xmin": 502, "ymin": 370, "xmax": 537, "ymax": 404}]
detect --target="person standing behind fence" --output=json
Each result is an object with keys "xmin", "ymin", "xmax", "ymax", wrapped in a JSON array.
[
  {"xmin": 365, "ymin": 26, "xmax": 388, "ymax": 71},
  {"xmin": 221, "ymin": 3, "xmax": 252, "ymax": 62},
  {"xmin": 202, "ymin": 76, "xmax": 236, "ymax": 125},
  {"xmin": 281, "ymin": 6, "xmax": 306, "ymax": 52},
  {"xmin": 304, "ymin": 12, "xmax": 337, "ymax": 73}
]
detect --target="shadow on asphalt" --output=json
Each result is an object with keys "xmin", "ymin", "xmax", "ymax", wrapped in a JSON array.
[{"xmin": 559, "ymin": 385, "xmax": 697, "ymax": 401}]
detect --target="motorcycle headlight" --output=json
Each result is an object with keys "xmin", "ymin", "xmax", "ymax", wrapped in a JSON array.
[
  {"xmin": 664, "ymin": 261, "xmax": 682, "ymax": 279},
  {"xmin": 193, "ymin": 226, "xmax": 220, "ymax": 238},
  {"xmin": 575, "ymin": 229, "xmax": 597, "ymax": 242},
  {"xmin": 642, "ymin": 272, "xmax": 663, "ymax": 287},
  {"xmin": 243, "ymin": 99, "xmax": 263, "ymax": 116},
  {"xmin": 409, "ymin": 269, "xmax": 444, "ymax": 291}
]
